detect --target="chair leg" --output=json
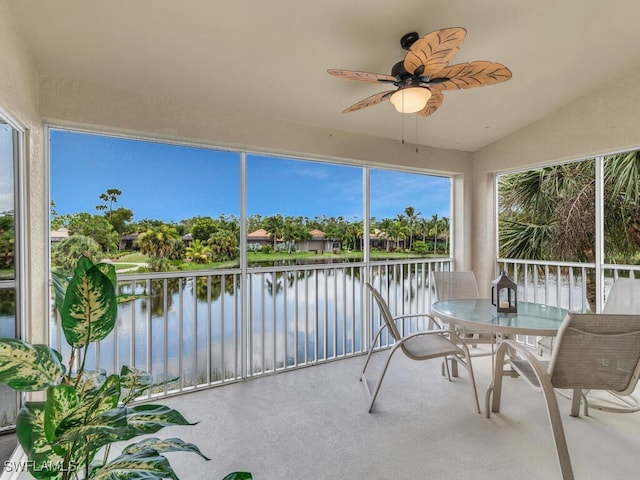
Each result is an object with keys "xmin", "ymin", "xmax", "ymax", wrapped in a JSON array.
[
  {"xmin": 460, "ymin": 351, "xmax": 481, "ymax": 414},
  {"xmin": 496, "ymin": 342, "xmax": 575, "ymax": 479},
  {"xmin": 361, "ymin": 328, "xmax": 385, "ymax": 377},
  {"xmin": 539, "ymin": 373, "xmax": 575, "ymax": 479},
  {"xmin": 367, "ymin": 345, "xmax": 402, "ymax": 413},
  {"xmin": 443, "ymin": 356, "xmax": 452, "ymax": 381}
]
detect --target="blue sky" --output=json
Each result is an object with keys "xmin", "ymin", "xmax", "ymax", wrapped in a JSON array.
[
  {"xmin": 50, "ymin": 129, "xmax": 450, "ymax": 223},
  {"xmin": 0, "ymin": 124, "xmax": 14, "ymax": 214}
]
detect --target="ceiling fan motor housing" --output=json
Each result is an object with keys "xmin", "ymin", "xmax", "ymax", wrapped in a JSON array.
[{"xmin": 400, "ymin": 31, "xmax": 419, "ymax": 50}]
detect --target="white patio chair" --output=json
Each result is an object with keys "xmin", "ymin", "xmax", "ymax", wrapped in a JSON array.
[
  {"xmin": 486, "ymin": 313, "xmax": 640, "ymax": 480},
  {"xmin": 431, "ymin": 271, "xmax": 495, "ymax": 364},
  {"xmin": 585, "ymin": 277, "xmax": 640, "ymax": 412},
  {"xmin": 361, "ymin": 283, "xmax": 480, "ymax": 414}
]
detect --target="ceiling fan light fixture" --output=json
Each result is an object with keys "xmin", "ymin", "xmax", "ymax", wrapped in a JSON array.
[{"xmin": 390, "ymin": 86, "xmax": 432, "ymax": 113}]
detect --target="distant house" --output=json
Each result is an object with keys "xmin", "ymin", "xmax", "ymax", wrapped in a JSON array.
[
  {"xmin": 119, "ymin": 232, "xmax": 193, "ymax": 251},
  {"xmin": 50, "ymin": 227, "xmax": 69, "ymax": 243},
  {"xmin": 181, "ymin": 232, "xmax": 193, "ymax": 247},
  {"xmin": 369, "ymin": 229, "xmax": 386, "ymax": 250},
  {"xmin": 297, "ymin": 229, "xmax": 341, "ymax": 253},
  {"xmin": 119, "ymin": 233, "xmax": 139, "ymax": 251},
  {"xmin": 247, "ymin": 228, "xmax": 273, "ymax": 248}
]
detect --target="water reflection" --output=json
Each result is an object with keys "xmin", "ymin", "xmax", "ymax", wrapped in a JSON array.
[{"xmin": 49, "ymin": 262, "xmax": 439, "ymax": 393}]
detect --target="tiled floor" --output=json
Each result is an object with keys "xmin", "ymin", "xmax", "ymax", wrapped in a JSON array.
[
  {"xmin": 2, "ymin": 348, "xmax": 639, "ymax": 479},
  {"xmin": 156, "ymin": 350, "xmax": 640, "ymax": 479}
]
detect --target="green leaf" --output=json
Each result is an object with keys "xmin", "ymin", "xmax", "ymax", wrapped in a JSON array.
[
  {"xmin": 222, "ymin": 473, "xmax": 253, "ymax": 480},
  {"xmin": 51, "ymin": 269, "xmax": 70, "ymax": 317},
  {"xmin": 16, "ymin": 402, "xmax": 66, "ymax": 479},
  {"xmin": 56, "ymin": 374, "xmax": 121, "ymax": 436},
  {"xmin": 52, "ymin": 403, "xmax": 194, "ymax": 455},
  {"xmin": 125, "ymin": 404, "xmax": 195, "ymax": 433},
  {"xmin": 94, "ymin": 261, "xmax": 117, "ymax": 289},
  {"xmin": 44, "ymin": 384, "xmax": 79, "ymax": 442},
  {"xmin": 89, "ymin": 448, "xmax": 178, "ymax": 480},
  {"xmin": 97, "ymin": 404, "xmax": 194, "ymax": 439},
  {"xmin": 61, "ymin": 258, "xmax": 118, "ymax": 348},
  {"xmin": 75, "ymin": 368, "xmax": 108, "ymax": 398},
  {"xmin": 120, "ymin": 365, "xmax": 153, "ymax": 390},
  {"xmin": 122, "ymin": 437, "xmax": 211, "ymax": 461},
  {"xmin": 0, "ymin": 339, "xmax": 64, "ymax": 391}
]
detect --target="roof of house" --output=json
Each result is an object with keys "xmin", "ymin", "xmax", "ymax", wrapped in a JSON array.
[{"xmin": 247, "ymin": 229, "xmax": 271, "ymax": 240}]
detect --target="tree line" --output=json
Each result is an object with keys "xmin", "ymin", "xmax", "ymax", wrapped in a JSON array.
[{"xmin": 50, "ymin": 189, "xmax": 450, "ymax": 272}]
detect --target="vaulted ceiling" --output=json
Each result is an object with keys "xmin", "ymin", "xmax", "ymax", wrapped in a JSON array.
[{"xmin": 6, "ymin": 0, "xmax": 640, "ymax": 152}]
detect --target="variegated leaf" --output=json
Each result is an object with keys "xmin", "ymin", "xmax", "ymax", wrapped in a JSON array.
[
  {"xmin": 124, "ymin": 404, "xmax": 195, "ymax": 436},
  {"xmin": 120, "ymin": 365, "xmax": 153, "ymax": 390},
  {"xmin": 75, "ymin": 368, "xmax": 108, "ymax": 398},
  {"xmin": 51, "ymin": 269, "xmax": 70, "ymax": 317},
  {"xmin": 62, "ymin": 260, "xmax": 118, "ymax": 348},
  {"xmin": 52, "ymin": 423, "xmax": 127, "ymax": 453},
  {"xmin": 122, "ymin": 437, "xmax": 211, "ymax": 461},
  {"xmin": 55, "ymin": 404, "xmax": 193, "ymax": 447},
  {"xmin": 0, "ymin": 339, "xmax": 64, "ymax": 391},
  {"xmin": 94, "ymin": 260, "xmax": 117, "ymax": 289},
  {"xmin": 44, "ymin": 384, "xmax": 79, "ymax": 443},
  {"xmin": 16, "ymin": 401, "xmax": 67, "ymax": 480},
  {"xmin": 56, "ymin": 374, "xmax": 121, "ymax": 437},
  {"xmin": 89, "ymin": 448, "xmax": 178, "ymax": 480}
]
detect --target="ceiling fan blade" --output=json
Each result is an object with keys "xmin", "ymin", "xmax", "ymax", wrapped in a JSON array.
[
  {"xmin": 327, "ymin": 69, "xmax": 397, "ymax": 84},
  {"xmin": 428, "ymin": 61, "xmax": 512, "ymax": 91},
  {"xmin": 404, "ymin": 27, "xmax": 466, "ymax": 77},
  {"xmin": 416, "ymin": 91, "xmax": 444, "ymax": 117},
  {"xmin": 342, "ymin": 90, "xmax": 394, "ymax": 113}
]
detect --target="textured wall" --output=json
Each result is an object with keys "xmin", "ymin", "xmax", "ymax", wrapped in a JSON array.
[{"xmin": 0, "ymin": 0, "xmax": 46, "ymax": 344}]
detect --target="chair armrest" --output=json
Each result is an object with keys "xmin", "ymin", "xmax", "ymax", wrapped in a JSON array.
[{"xmin": 392, "ymin": 312, "xmax": 441, "ymax": 330}]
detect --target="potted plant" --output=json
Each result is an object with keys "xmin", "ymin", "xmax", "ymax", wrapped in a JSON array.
[{"xmin": 0, "ymin": 256, "xmax": 251, "ymax": 479}]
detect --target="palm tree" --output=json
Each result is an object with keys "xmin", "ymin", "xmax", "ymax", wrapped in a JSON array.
[
  {"xmin": 403, "ymin": 206, "xmax": 422, "ymax": 250},
  {"xmin": 263, "ymin": 214, "xmax": 285, "ymax": 250},
  {"xmin": 377, "ymin": 218, "xmax": 394, "ymax": 251},
  {"xmin": 185, "ymin": 239, "xmax": 211, "ymax": 264},
  {"xmin": 135, "ymin": 225, "xmax": 181, "ymax": 271},
  {"xmin": 429, "ymin": 214, "xmax": 440, "ymax": 254}
]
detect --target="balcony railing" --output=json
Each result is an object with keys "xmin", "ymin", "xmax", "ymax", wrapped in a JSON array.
[
  {"xmin": 497, "ymin": 258, "xmax": 640, "ymax": 313},
  {"xmin": 48, "ymin": 256, "xmax": 640, "ymax": 401},
  {"xmin": 49, "ymin": 258, "xmax": 453, "ymax": 399}
]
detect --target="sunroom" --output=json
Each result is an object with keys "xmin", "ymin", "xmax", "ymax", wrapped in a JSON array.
[{"xmin": 2, "ymin": 1, "xmax": 640, "ymax": 479}]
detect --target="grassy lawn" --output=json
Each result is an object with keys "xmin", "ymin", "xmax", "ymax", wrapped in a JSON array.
[
  {"xmin": 114, "ymin": 252, "xmax": 149, "ymax": 263},
  {"xmin": 108, "ymin": 250, "xmax": 446, "ymax": 272}
]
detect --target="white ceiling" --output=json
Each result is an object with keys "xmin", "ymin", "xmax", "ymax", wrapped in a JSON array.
[{"xmin": 7, "ymin": 0, "xmax": 640, "ymax": 152}]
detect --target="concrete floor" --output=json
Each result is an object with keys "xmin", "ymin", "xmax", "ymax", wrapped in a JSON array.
[
  {"xmin": 155, "ymin": 350, "xmax": 640, "ymax": 480},
  {"xmin": 2, "ymin": 349, "xmax": 639, "ymax": 479}
]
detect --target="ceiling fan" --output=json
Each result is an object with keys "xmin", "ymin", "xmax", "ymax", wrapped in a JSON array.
[{"xmin": 327, "ymin": 27, "xmax": 512, "ymax": 116}]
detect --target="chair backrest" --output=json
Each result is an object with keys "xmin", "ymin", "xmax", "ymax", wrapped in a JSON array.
[
  {"xmin": 365, "ymin": 283, "xmax": 402, "ymax": 341},
  {"xmin": 431, "ymin": 271, "xmax": 479, "ymax": 301},
  {"xmin": 602, "ymin": 278, "xmax": 640, "ymax": 314},
  {"xmin": 549, "ymin": 313, "xmax": 640, "ymax": 394}
]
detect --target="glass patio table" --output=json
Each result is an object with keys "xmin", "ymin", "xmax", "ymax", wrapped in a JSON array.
[{"xmin": 431, "ymin": 298, "xmax": 568, "ymax": 337}]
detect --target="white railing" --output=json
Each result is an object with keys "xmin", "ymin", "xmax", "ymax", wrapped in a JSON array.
[
  {"xmin": 496, "ymin": 258, "xmax": 640, "ymax": 349},
  {"xmin": 50, "ymin": 258, "xmax": 453, "ymax": 399},
  {"xmin": 497, "ymin": 258, "xmax": 640, "ymax": 313}
]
